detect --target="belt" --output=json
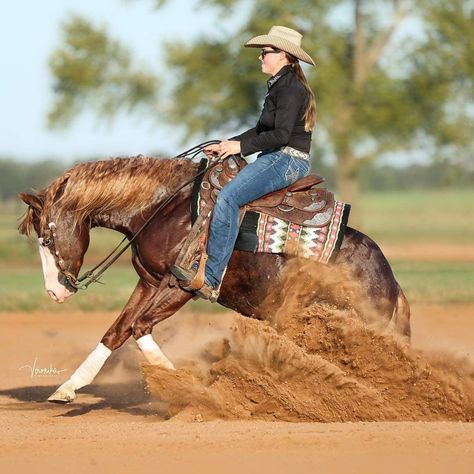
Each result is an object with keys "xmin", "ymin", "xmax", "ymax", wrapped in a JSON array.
[{"xmin": 280, "ymin": 146, "xmax": 310, "ymax": 160}]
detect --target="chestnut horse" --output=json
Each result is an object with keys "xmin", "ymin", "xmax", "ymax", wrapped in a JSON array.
[{"xmin": 19, "ymin": 155, "xmax": 410, "ymax": 403}]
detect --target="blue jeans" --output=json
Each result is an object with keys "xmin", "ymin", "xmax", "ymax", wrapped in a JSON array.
[{"xmin": 205, "ymin": 149, "xmax": 311, "ymax": 287}]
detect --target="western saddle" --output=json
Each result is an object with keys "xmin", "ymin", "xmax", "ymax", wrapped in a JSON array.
[{"xmin": 169, "ymin": 155, "xmax": 335, "ymax": 290}]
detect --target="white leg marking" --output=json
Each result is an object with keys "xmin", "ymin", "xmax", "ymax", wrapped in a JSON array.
[
  {"xmin": 48, "ymin": 343, "xmax": 112, "ymax": 403},
  {"xmin": 136, "ymin": 335, "xmax": 175, "ymax": 370}
]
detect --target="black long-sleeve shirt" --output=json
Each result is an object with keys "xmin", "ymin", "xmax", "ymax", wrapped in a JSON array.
[{"xmin": 233, "ymin": 65, "xmax": 312, "ymax": 157}]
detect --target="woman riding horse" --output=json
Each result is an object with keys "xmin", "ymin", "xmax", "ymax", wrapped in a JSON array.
[
  {"xmin": 17, "ymin": 26, "xmax": 409, "ymax": 404},
  {"xmin": 171, "ymin": 25, "xmax": 317, "ymax": 300}
]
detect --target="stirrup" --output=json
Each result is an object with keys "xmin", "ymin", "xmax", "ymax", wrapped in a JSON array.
[
  {"xmin": 170, "ymin": 253, "xmax": 208, "ymax": 291},
  {"xmin": 170, "ymin": 264, "xmax": 219, "ymax": 302},
  {"xmin": 169, "ymin": 265, "xmax": 200, "ymax": 291}
]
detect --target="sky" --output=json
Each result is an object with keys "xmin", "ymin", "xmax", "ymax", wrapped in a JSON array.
[
  {"xmin": 0, "ymin": 0, "xmax": 426, "ymax": 165},
  {"xmin": 0, "ymin": 0, "xmax": 249, "ymax": 162}
]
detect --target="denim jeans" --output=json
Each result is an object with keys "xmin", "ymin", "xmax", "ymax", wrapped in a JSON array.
[{"xmin": 205, "ymin": 149, "xmax": 311, "ymax": 287}]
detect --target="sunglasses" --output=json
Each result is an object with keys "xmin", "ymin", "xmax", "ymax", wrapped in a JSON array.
[{"xmin": 259, "ymin": 48, "xmax": 281, "ymax": 58}]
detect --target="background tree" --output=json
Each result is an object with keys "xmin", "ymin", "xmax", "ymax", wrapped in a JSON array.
[
  {"xmin": 0, "ymin": 158, "xmax": 65, "ymax": 201},
  {"xmin": 49, "ymin": 15, "xmax": 159, "ymax": 128},
  {"xmin": 48, "ymin": 0, "xmax": 474, "ymax": 215}
]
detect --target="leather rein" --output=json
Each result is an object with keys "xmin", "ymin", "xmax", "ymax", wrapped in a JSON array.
[{"xmin": 42, "ymin": 141, "xmax": 222, "ymax": 291}]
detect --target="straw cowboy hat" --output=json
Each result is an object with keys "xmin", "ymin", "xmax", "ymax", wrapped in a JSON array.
[{"xmin": 245, "ymin": 25, "xmax": 315, "ymax": 66}]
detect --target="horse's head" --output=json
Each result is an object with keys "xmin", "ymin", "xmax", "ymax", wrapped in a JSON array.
[
  {"xmin": 19, "ymin": 190, "xmax": 90, "ymax": 303},
  {"xmin": 17, "ymin": 156, "xmax": 188, "ymax": 302}
]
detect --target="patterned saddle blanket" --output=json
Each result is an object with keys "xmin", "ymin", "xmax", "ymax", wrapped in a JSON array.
[{"xmin": 192, "ymin": 156, "xmax": 351, "ymax": 264}]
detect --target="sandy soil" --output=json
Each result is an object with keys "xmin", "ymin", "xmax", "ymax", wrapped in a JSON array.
[{"xmin": 1, "ymin": 303, "xmax": 473, "ymax": 473}]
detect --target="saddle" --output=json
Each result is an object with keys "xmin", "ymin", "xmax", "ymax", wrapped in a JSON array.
[
  {"xmin": 170, "ymin": 155, "xmax": 335, "ymax": 290},
  {"xmin": 199, "ymin": 156, "xmax": 335, "ymax": 227}
]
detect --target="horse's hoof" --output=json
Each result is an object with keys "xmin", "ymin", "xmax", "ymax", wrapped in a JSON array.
[{"xmin": 47, "ymin": 381, "xmax": 76, "ymax": 404}]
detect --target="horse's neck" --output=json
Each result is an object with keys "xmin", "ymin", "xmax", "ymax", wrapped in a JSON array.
[
  {"xmin": 90, "ymin": 212, "xmax": 133, "ymax": 235},
  {"xmin": 89, "ymin": 167, "xmax": 196, "ymax": 236}
]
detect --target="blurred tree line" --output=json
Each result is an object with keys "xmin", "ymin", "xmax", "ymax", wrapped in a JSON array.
[
  {"xmin": 46, "ymin": 0, "xmax": 474, "ymax": 216},
  {"xmin": 319, "ymin": 159, "xmax": 474, "ymax": 190},
  {"xmin": 0, "ymin": 159, "xmax": 65, "ymax": 200},
  {"xmin": 2, "ymin": 156, "xmax": 473, "ymax": 202}
]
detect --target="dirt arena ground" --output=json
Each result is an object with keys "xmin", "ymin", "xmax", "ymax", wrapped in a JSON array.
[{"xmin": 1, "ymin": 303, "xmax": 473, "ymax": 473}]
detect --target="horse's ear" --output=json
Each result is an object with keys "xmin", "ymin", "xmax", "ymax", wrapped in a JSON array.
[{"xmin": 19, "ymin": 192, "xmax": 43, "ymax": 211}]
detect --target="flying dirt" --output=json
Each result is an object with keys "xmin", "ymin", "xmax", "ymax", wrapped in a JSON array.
[{"xmin": 145, "ymin": 263, "xmax": 474, "ymax": 422}]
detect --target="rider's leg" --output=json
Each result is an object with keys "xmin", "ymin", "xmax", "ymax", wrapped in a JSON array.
[{"xmin": 205, "ymin": 151, "xmax": 310, "ymax": 288}]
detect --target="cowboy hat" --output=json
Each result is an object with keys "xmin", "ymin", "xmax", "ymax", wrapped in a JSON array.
[{"xmin": 244, "ymin": 25, "xmax": 315, "ymax": 66}]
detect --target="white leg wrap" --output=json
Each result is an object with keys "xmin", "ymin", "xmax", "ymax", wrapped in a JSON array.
[
  {"xmin": 69, "ymin": 343, "xmax": 112, "ymax": 390},
  {"xmin": 136, "ymin": 335, "xmax": 175, "ymax": 370}
]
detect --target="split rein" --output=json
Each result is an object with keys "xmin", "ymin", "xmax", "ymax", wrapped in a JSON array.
[{"xmin": 47, "ymin": 141, "xmax": 223, "ymax": 291}]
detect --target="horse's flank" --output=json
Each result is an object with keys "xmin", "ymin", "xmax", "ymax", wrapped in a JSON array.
[{"xmin": 19, "ymin": 156, "xmax": 196, "ymax": 235}]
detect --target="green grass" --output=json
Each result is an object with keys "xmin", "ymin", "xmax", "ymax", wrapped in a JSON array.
[
  {"xmin": 391, "ymin": 261, "xmax": 474, "ymax": 304},
  {"xmin": 1, "ymin": 260, "xmax": 472, "ymax": 312},
  {"xmin": 359, "ymin": 188, "xmax": 474, "ymax": 245},
  {"xmin": 0, "ymin": 266, "xmax": 137, "ymax": 312},
  {"xmin": 2, "ymin": 189, "xmax": 473, "ymax": 311},
  {"xmin": 0, "ymin": 265, "xmax": 227, "ymax": 313}
]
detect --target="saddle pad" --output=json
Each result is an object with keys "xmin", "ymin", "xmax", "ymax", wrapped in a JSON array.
[
  {"xmin": 235, "ymin": 201, "xmax": 350, "ymax": 264},
  {"xmin": 191, "ymin": 158, "xmax": 350, "ymax": 265}
]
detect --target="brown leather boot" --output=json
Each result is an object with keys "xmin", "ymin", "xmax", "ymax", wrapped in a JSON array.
[{"xmin": 170, "ymin": 265, "xmax": 219, "ymax": 303}]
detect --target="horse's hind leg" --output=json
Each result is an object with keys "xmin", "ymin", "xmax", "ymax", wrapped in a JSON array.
[
  {"xmin": 47, "ymin": 280, "xmax": 159, "ymax": 404},
  {"xmin": 390, "ymin": 284, "xmax": 411, "ymax": 340}
]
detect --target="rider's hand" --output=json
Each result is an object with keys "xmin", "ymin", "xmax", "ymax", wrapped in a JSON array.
[
  {"xmin": 219, "ymin": 140, "xmax": 241, "ymax": 159},
  {"xmin": 204, "ymin": 144, "xmax": 221, "ymax": 158}
]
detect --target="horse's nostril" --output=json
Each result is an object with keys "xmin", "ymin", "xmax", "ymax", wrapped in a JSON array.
[{"xmin": 47, "ymin": 290, "xmax": 58, "ymax": 301}]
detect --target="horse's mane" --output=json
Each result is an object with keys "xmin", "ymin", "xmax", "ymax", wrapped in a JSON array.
[{"xmin": 20, "ymin": 155, "xmax": 196, "ymax": 235}]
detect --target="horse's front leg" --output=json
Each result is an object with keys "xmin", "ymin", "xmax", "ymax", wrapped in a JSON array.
[
  {"xmin": 132, "ymin": 283, "xmax": 193, "ymax": 346},
  {"xmin": 133, "ymin": 283, "xmax": 193, "ymax": 368},
  {"xmin": 48, "ymin": 279, "xmax": 193, "ymax": 403},
  {"xmin": 48, "ymin": 280, "xmax": 159, "ymax": 403}
]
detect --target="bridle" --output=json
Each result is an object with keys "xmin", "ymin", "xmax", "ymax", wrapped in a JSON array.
[
  {"xmin": 40, "ymin": 221, "xmax": 82, "ymax": 291},
  {"xmin": 39, "ymin": 141, "xmax": 223, "ymax": 291}
]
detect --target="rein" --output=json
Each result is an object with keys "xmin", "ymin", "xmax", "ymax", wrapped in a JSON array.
[{"xmin": 47, "ymin": 140, "xmax": 222, "ymax": 291}]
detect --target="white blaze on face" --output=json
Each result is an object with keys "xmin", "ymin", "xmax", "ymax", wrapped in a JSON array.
[{"xmin": 38, "ymin": 238, "xmax": 72, "ymax": 303}]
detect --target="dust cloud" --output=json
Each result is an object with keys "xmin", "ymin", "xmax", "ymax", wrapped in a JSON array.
[
  {"xmin": 145, "ymin": 261, "xmax": 474, "ymax": 422},
  {"xmin": 146, "ymin": 308, "xmax": 474, "ymax": 422}
]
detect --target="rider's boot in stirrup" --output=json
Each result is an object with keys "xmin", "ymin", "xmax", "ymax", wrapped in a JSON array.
[{"xmin": 170, "ymin": 265, "xmax": 219, "ymax": 303}]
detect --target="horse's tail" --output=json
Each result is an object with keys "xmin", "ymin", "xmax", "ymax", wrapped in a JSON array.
[{"xmin": 390, "ymin": 284, "xmax": 411, "ymax": 340}]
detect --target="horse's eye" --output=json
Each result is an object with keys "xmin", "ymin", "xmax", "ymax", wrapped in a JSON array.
[{"xmin": 42, "ymin": 238, "xmax": 52, "ymax": 247}]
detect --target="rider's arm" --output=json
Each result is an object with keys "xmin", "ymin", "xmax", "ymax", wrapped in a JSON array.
[
  {"xmin": 229, "ymin": 126, "xmax": 258, "ymax": 143},
  {"xmin": 239, "ymin": 85, "xmax": 306, "ymax": 157}
]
